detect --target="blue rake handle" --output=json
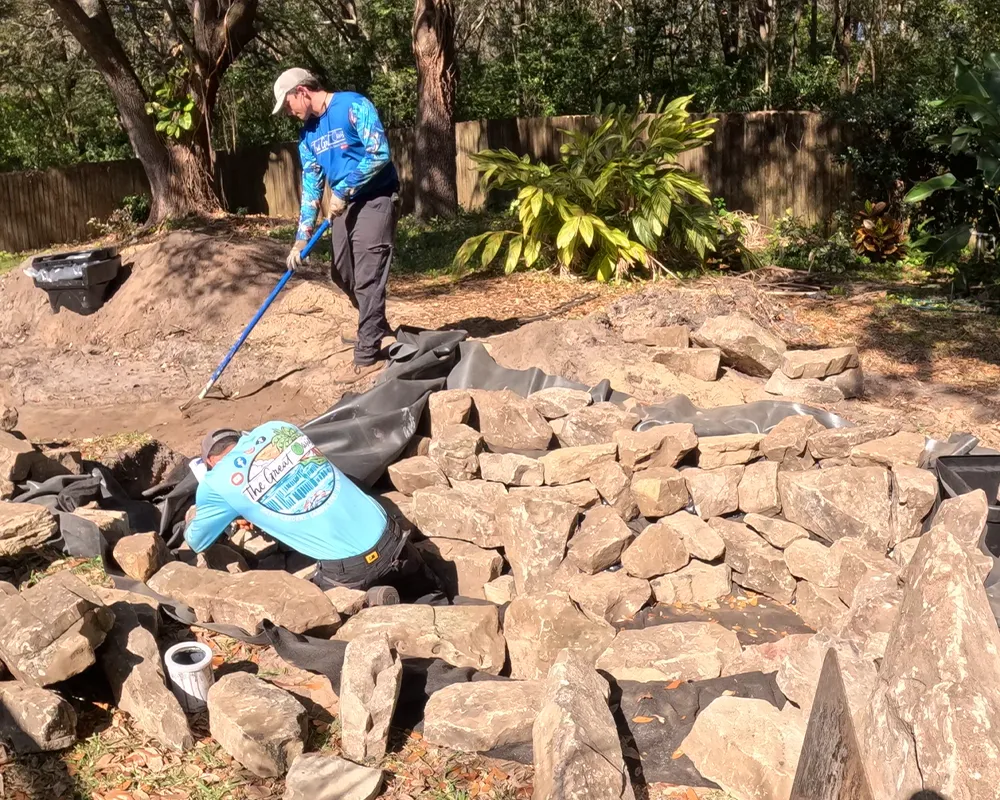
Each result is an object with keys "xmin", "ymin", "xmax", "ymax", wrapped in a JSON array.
[{"xmin": 183, "ymin": 220, "xmax": 331, "ymax": 409}]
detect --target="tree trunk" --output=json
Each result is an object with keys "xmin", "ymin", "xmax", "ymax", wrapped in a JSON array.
[
  {"xmin": 809, "ymin": 0, "xmax": 818, "ymax": 63},
  {"xmin": 712, "ymin": 0, "xmax": 740, "ymax": 67},
  {"xmin": 412, "ymin": 0, "xmax": 458, "ymax": 220},
  {"xmin": 45, "ymin": 0, "xmax": 219, "ymax": 222},
  {"xmin": 789, "ymin": 0, "xmax": 805, "ymax": 73}
]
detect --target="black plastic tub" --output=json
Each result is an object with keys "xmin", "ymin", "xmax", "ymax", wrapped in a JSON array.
[
  {"xmin": 29, "ymin": 249, "xmax": 123, "ymax": 315},
  {"xmin": 935, "ymin": 455, "xmax": 1000, "ymax": 568},
  {"xmin": 30, "ymin": 255, "xmax": 121, "ymax": 290}
]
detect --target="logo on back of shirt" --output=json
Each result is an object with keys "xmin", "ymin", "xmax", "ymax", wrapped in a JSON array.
[
  {"xmin": 241, "ymin": 426, "xmax": 336, "ymax": 515},
  {"xmin": 312, "ymin": 128, "xmax": 347, "ymax": 155}
]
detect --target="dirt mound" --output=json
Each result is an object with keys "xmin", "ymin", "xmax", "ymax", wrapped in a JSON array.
[
  {"xmin": 604, "ymin": 278, "xmax": 813, "ymax": 344},
  {"xmin": 0, "ymin": 231, "xmax": 292, "ymax": 350},
  {"xmin": 485, "ymin": 314, "xmax": 767, "ymax": 408}
]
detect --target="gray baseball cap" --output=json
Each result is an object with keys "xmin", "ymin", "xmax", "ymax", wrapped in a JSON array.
[
  {"xmin": 272, "ymin": 67, "xmax": 316, "ymax": 115},
  {"xmin": 200, "ymin": 428, "xmax": 242, "ymax": 462}
]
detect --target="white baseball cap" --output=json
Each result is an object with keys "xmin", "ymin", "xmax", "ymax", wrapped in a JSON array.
[{"xmin": 272, "ymin": 68, "xmax": 316, "ymax": 115}]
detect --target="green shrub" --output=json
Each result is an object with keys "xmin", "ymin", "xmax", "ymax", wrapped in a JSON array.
[
  {"xmin": 767, "ymin": 211, "xmax": 866, "ymax": 274},
  {"xmin": 454, "ymin": 96, "xmax": 719, "ymax": 282}
]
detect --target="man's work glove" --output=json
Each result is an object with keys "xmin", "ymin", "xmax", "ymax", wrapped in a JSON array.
[
  {"xmin": 328, "ymin": 193, "xmax": 348, "ymax": 221},
  {"xmin": 286, "ymin": 239, "xmax": 307, "ymax": 271}
]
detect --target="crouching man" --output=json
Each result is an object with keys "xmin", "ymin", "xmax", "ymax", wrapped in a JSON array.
[{"xmin": 184, "ymin": 422, "xmax": 440, "ymax": 604}]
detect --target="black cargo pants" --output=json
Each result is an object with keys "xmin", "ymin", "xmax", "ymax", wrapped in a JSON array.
[{"xmin": 330, "ymin": 191, "xmax": 398, "ymax": 365}]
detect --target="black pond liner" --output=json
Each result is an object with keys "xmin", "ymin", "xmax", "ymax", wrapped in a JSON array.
[
  {"xmin": 29, "ymin": 248, "xmax": 123, "ymax": 315},
  {"xmin": 935, "ymin": 455, "xmax": 1000, "ymax": 578}
]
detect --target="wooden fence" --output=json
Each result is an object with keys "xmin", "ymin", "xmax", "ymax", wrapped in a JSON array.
[{"xmin": 0, "ymin": 112, "xmax": 851, "ymax": 253}]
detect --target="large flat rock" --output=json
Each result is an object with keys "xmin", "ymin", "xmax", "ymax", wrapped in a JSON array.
[
  {"xmin": 595, "ymin": 621, "xmax": 742, "ymax": 682},
  {"xmin": 424, "ymin": 680, "xmax": 542, "ymax": 752}
]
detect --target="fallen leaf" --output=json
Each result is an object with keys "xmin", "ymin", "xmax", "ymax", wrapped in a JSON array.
[
  {"xmin": 632, "ymin": 715, "xmax": 655, "ymax": 724},
  {"xmin": 671, "ymin": 749, "xmax": 685, "ymax": 760},
  {"xmin": 722, "ymin": 689, "xmax": 736, "ymax": 696},
  {"xmin": 665, "ymin": 679, "xmax": 682, "ymax": 690},
  {"xmin": 686, "ymin": 789, "xmax": 700, "ymax": 800},
  {"xmin": 95, "ymin": 753, "xmax": 117, "ymax": 771}
]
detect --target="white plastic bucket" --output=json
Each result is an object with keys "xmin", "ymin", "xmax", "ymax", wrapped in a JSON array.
[{"xmin": 164, "ymin": 641, "xmax": 215, "ymax": 713}]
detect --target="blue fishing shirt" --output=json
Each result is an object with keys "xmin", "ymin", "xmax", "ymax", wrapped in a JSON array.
[
  {"xmin": 184, "ymin": 421, "xmax": 387, "ymax": 560},
  {"xmin": 296, "ymin": 91, "xmax": 399, "ymax": 241}
]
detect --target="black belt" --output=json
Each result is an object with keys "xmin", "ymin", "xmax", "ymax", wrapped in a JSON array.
[{"xmin": 321, "ymin": 517, "xmax": 403, "ymax": 572}]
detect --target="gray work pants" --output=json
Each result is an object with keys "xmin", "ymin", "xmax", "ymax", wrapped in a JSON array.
[{"xmin": 331, "ymin": 192, "xmax": 398, "ymax": 365}]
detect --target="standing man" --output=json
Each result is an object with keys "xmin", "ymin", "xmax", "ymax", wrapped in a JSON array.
[{"xmin": 273, "ymin": 68, "xmax": 399, "ymax": 380}]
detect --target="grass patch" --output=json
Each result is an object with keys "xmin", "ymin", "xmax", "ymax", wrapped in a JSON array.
[
  {"xmin": 266, "ymin": 212, "xmax": 510, "ymax": 277},
  {"xmin": 0, "ymin": 249, "xmax": 28, "ymax": 275},
  {"xmin": 78, "ymin": 430, "xmax": 154, "ymax": 461}
]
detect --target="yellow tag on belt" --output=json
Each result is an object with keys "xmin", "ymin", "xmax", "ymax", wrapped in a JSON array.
[{"xmin": 365, "ymin": 550, "xmax": 380, "ymax": 564}]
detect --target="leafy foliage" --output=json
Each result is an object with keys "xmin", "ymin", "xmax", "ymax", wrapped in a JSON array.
[
  {"xmin": 853, "ymin": 201, "xmax": 908, "ymax": 261},
  {"xmin": 767, "ymin": 211, "xmax": 865, "ymax": 274},
  {"xmin": 145, "ymin": 67, "xmax": 197, "ymax": 141},
  {"xmin": 905, "ymin": 54, "xmax": 1000, "ymax": 262},
  {"xmin": 454, "ymin": 97, "xmax": 719, "ymax": 281}
]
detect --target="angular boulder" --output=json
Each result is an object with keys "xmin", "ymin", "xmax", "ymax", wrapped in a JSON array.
[
  {"xmin": 148, "ymin": 562, "xmax": 230, "ymax": 622},
  {"xmin": 837, "ymin": 571, "xmax": 902, "ymax": 660},
  {"xmin": 472, "ymin": 389, "xmax": 553, "ymax": 451},
  {"xmin": 738, "ymin": 461, "xmax": 782, "ymax": 516},
  {"xmin": 533, "ymin": 652, "xmax": 635, "ymax": 800},
  {"xmin": 510, "ymin": 482, "xmax": 601, "ymax": 510},
  {"xmin": 483, "ymin": 574, "xmax": 516, "ymax": 605},
  {"xmin": 0, "ymin": 431, "xmax": 43, "ymax": 484},
  {"xmin": 778, "ymin": 466, "xmax": 892, "ymax": 551},
  {"xmin": 721, "ymin": 633, "xmax": 812, "ymax": 677},
  {"xmin": 210, "ymin": 571, "xmax": 340, "ymax": 634},
  {"xmin": 833, "ymin": 538, "xmax": 899, "ymax": 605},
  {"xmin": 0, "ymin": 501, "xmax": 58, "ymax": 557},
  {"xmin": 891, "ymin": 467, "xmax": 937, "ymax": 546},
  {"xmin": 807, "ymin": 423, "xmax": 900, "ymax": 460},
  {"xmin": 557, "ymin": 403, "xmax": 640, "ymax": 448},
  {"xmin": 652, "ymin": 346, "xmax": 721, "ymax": 381},
  {"xmin": 340, "ymin": 632, "xmax": 402, "ymax": 762},
  {"xmin": 850, "ymin": 431, "xmax": 926, "ymax": 470},
  {"xmin": 497, "ymin": 497, "xmax": 579, "ymax": 594},
  {"xmin": 651, "ymin": 560, "xmax": 732, "ymax": 604},
  {"xmin": 682, "ymin": 696, "xmax": 805, "ymax": 800},
  {"xmin": 427, "ymin": 389, "xmax": 473, "ymax": 437},
  {"xmin": 795, "ymin": 582, "xmax": 849, "ymax": 632},
  {"xmin": 505, "ymin": 591, "xmax": 615, "ymax": 680},
  {"xmin": 539, "ymin": 443, "xmax": 617, "ymax": 486},
  {"xmin": 527, "ymin": 387, "xmax": 593, "ymax": 420},
  {"xmin": 620, "ymin": 519, "xmax": 690, "ymax": 579},
  {"xmin": 112, "ymin": 532, "xmax": 170, "ymax": 583},
  {"xmin": 697, "ymin": 433, "xmax": 764, "ymax": 469},
  {"xmin": 566, "ymin": 571, "xmax": 651, "ymax": 623},
  {"xmin": 614, "ymin": 423, "xmax": 698, "ymax": 471},
  {"xmin": 712, "ymin": 518, "xmax": 796, "ymax": 603},
  {"xmin": 0, "ymin": 571, "xmax": 114, "ymax": 686},
  {"xmin": 760, "ymin": 415, "xmax": 824, "ymax": 467},
  {"xmin": 0, "ymin": 681, "xmax": 77, "ymax": 753},
  {"xmin": 283, "ymin": 753, "xmax": 383, "ymax": 800},
  {"xmin": 424, "ymin": 680, "xmax": 542, "ymax": 753},
  {"xmin": 415, "ymin": 537, "xmax": 503, "ymax": 599},
  {"xmin": 744, "ymin": 513, "xmax": 808, "ymax": 549},
  {"xmin": 387, "ymin": 456, "xmax": 449, "ymax": 495},
  {"xmin": 410, "ymin": 484, "xmax": 503, "ymax": 548},
  {"xmin": 428, "ymin": 423, "xmax": 483, "ymax": 481},
  {"xmin": 595, "ymin": 621, "xmax": 742, "ymax": 682},
  {"xmin": 623, "ymin": 324, "xmax": 689, "ymax": 348},
  {"xmin": 566, "ymin": 506, "xmax": 633, "ymax": 574},
  {"xmin": 859, "ymin": 493, "xmax": 1000, "ymax": 800},
  {"xmin": 784, "ymin": 538, "xmax": 842, "ymax": 588},
  {"xmin": 764, "ymin": 368, "xmax": 865, "ymax": 403},
  {"xmin": 630, "ymin": 467, "xmax": 689, "ymax": 518},
  {"xmin": 66, "ymin": 506, "xmax": 130, "ymax": 548},
  {"xmin": 780, "ymin": 346, "xmax": 859, "ymax": 379},
  {"xmin": 99, "ymin": 598, "xmax": 192, "ymax": 751},
  {"xmin": 324, "ymin": 586, "xmax": 367, "ymax": 617},
  {"xmin": 208, "ymin": 672, "xmax": 307, "ymax": 777},
  {"xmin": 658, "ymin": 511, "xmax": 725, "ymax": 561},
  {"xmin": 336, "ymin": 603, "xmax": 506, "ymax": 674},
  {"xmin": 684, "ymin": 465, "xmax": 743, "ymax": 519},
  {"xmin": 478, "ymin": 452, "xmax": 544, "ymax": 487},
  {"xmin": 589, "ymin": 461, "xmax": 640, "ymax": 521},
  {"xmin": 693, "ymin": 314, "xmax": 786, "ymax": 377}
]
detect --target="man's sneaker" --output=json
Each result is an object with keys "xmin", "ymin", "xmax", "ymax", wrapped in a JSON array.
[{"xmin": 364, "ymin": 586, "xmax": 400, "ymax": 607}]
